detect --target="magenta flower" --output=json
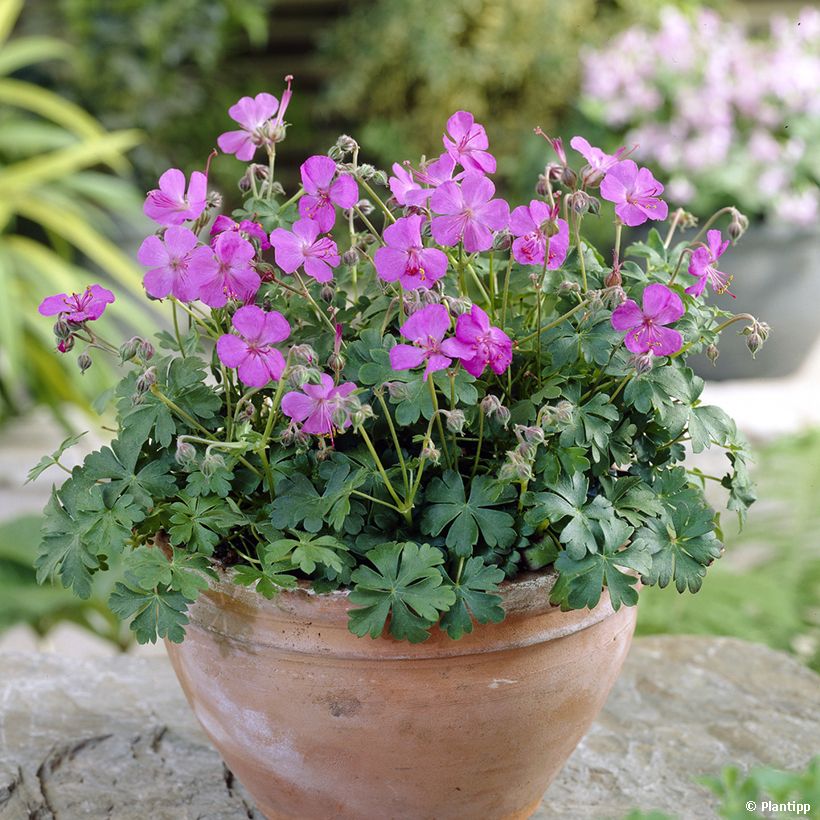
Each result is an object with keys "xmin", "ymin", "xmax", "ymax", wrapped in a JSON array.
[
  {"xmin": 374, "ymin": 215, "xmax": 448, "ymax": 290},
  {"xmin": 39, "ymin": 284, "xmax": 115, "ymax": 322},
  {"xmin": 430, "ymin": 173, "xmax": 509, "ymax": 253},
  {"xmin": 686, "ymin": 230, "xmax": 734, "ymax": 298},
  {"xmin": 137, "ymin": 227, "xmax": 211, "ymax": 302},
  {"xmin": 217, "ymin": 93, "xmax": 280, "ymax": 161},
  {"xmin": 569, "ymin": 136, "xmax": 627, "ymax": 184},
  {"xmin": 144, "ymin": 169, "xmax": 207, "ymax": 226},
  {"xmin": 189, "ymin": 232, "xmax": 261, "ymax": 308},
  {"xmin": 281, "ymin": 373, "xmax": 358, "ymax": 435},
  {"xmin": 216, "ymin": 305, "xmax": 290, "ymax": 387},
  {"xmin": 600, "ymin": 160, "xmax": 669, "ymax": 227},
  {"xmin": 270, "ymin": 218, "xmax": 340, "ymax": 283},
  {"xmin": 297, "ymin": 155, "xmax": 358, "ymax": 233},
  {"xmin": 509, "ymin": 200, "xmax": 570, "ymax": 269},
  {"xmin": 210, "ymin": 215, "xmax": 270, "ymax": 250},
  {"xmin": 611, "ymin": 283, "xmax": 684, "ymax": 357},
  {"xmin": 388, "ymin": 154, "xmax": 459, "ymax": 207},
  {"xmin": 443, "ymin": 111, "xmax": 496, "ymax": 174},
  {"xmin": 389, "ymin": 304, "xmax": 453, "ymax": 380},
  {"xmin": 440, "ymin": 304, "xmax": 513, "ymax": 377}
]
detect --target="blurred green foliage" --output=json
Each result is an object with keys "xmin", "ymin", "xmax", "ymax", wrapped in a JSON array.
[
  {"xmin": 0, "ymin": 514, "xmax": 128, "ymax": 647},
  {"xmin": 0, "ymin": 0, "xmax": 158, "ymax": 424},
  {"xmin": 637, "ymin": 430, "xmax": 820, "ymax": 673},
  {"xmin": 22, "ymin": 0, "xmax": 278, "ymax": 189},
  {"xmin": 319, "ymin": 0, "xmax": 718, "ymax": 197}
]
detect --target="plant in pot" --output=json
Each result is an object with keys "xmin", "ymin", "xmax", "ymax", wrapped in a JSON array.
[
  {"xmin": 33, "ymin": 79, "xmax": 764, "ymax": 819},
  {"xmin": 578, "ymin": 4, "xmax": 818, "ymax": 379}
]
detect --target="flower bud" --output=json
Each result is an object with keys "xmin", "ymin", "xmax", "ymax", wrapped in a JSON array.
[
  {"xmin": 442, "ymin": 409, "xmax": 466, "ymax": 435},
  {"xmin": 499, "ymin": 450, "xmax": 534, "ymax": 482},
  {"xmin": 558, "ymin": 280, "xmax": 581, "ymax": 296},
  {"xmin": 442, "ymin": 295, "xmax": 472, "ymax": 316},
  {"xmin": 206, "ymin": 191, "xmax": 223, "ymax": 211},
  {"xmin": 138, "ymin": 339, "xmax": 155, "ymax": 361},
  {"xmin": 330, "ymin": 135, "xmax": 359, "ymax": 160},
  {"xmin": 386, "ymin": 381, "xmax": 411, "ymax": 401},
  {"xmin": 706, "ymin": 343, "xmax": 720, "ymax": 365},
  {"xmin": 566, "ymin": 190, "xmax": 594, "ymax": 215},
  {"xmin": 350, "ymin": 402, "xmax": 375, "ymax": 428},
  {"xmin": 287, "ymin": 365, "xmax": 322, "ymax": 389},
  {"xmin": 327, "ymin": 352, "xmax": 345, "ymax": 373},
  {"xmin": 57, "ymin": 336, "xmax": 75, "ymax": 353},
  {"xmin": 356, "ymin": 164, "xmax": 379, "ymax": 182},
  {"xmin": 201, "ymin": 451, "xmax": 225, "ymax": 477},
  {"xmin": 52, "ymin": 317, "xmax": 72, "ymax": 341},
  {"xmin": 135, "ymin": 367, "xmax": 157, "ymax": 395},
  {"xmin": 290, "ymin": 344, "xmax": 317, "ymax": 365},
  {"xmin": 119, "ymin": 337, "xmax": 140, "ymax": 362},
  {"xmin": 342, "ymin": 247, "xmax": 360, "ymax": 267},
  {"xmin": 630, "ymin": 351, "xmax": 655, "ymax": 375},
  {"xmin": 320, "ymin": 284, "xmax": 335, "ymax": 302},
  {"xmin": 175, "ymin": 439, "xmax": 197, "ymax": 467},
  {"xmin": 728, "ymin": 208, "xmax": 749, "ymax": 243},
  {"xmin": 604, "ymin": 267, "xmax": 622, "ymax": 288},
  {"xmin": 421, "ymin": 442, "xmax": 441, "ymax": 465},
  {"xmin": 515, "ymin": 424, "xmax": 546, "ymax": 446},
  {"xmin": 332, "ymin": 405, "xmax": 351, "ymax": 429},
  {"xmin": 77, "ymin": 351, "xmax": 92, "ymax": 373},
  {"xmin": 535, "ymin": 172, "xmax": 551, "ymax": 198},
  {"xmin": 356, "ymin": 198, "xmax": 375, "ymax": 216},
  {"xmin": 493, "ymin": 230, "xmax": 512, "ymax": 252},
  {"xmin": 742, "ymin": 319, "xmax": 770, "ymax": 357},
  {"xmin": 604, "ymin": 285, "xmax": 627, "ymax": 307},
  {"xmin": 560, "ymin": 165, "xmax": 578, "ymax": 188},
  {"xmin": 480, "ymin": 394, "xmax": 510, "ymax": 427},
  {"xmin": 554, "ymin": 400, "xmax": 573, "ymax": 424}
]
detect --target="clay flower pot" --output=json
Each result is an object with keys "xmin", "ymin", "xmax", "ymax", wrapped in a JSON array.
[{"xmin": 166, "ymin": 571, "xmax": 637, "ymax": 820}]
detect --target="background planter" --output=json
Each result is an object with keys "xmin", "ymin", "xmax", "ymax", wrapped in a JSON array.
[
  {"xmin": 165, "ymin": 571, "xmax": 637, "ymax": 820},
  {"xmin": 690, "ymin": 224, "xmax": 820, "ymax": 381}
]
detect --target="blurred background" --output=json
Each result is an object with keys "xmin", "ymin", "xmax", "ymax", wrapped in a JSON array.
[{"xmin": 0, "ymin": 0, "xmax": 818, "ymax": 669}]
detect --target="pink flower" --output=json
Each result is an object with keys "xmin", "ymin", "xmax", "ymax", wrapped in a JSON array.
[
  {"xmin": 509, "ymin": 200, "xmax": 570, "ymax": 268},
  {"xmin": 611, "ymin": 283, "xmax": 684, "ymax": 357},
  {"xmin": 281, "ymin": 373, "xmax": 358, "ymax": 435},
  {"xmin": 600, "ymin": 160, "xmax": 669, "ymax": 227},
  {"xmin": 144, "ymin": 169, "xmax": 207, "ymax": 226},
  {"xmin": 217, "ymin": 93, "xmax": 280, "ymax": 161},
  {"xmin": 216, "ymin": 305, "xmax": 290, "ymax": 387},
  {"xmin": 388, "ymin": 154, "xmax": 459, "ymax": 207},
  {"xmin": 569, "ymin": 136, "xmax": 628, "ymax": 184},
  {"xmin": 389, "ymin": 304, "xmax": 453, "ymax": 380},
  {"xmin": 39, "ymin": 284, "xmax": 115, "ymax": 322},
  {"xmin": 430, "ymin": 173, "xmax": 509, "ymax": 253},
  {"xmin": 374, "ymin": 215, "xmax": 448, "ymax": 290},
  {"xmin": 440, "ymin": 304, "xmax": 513, "ymax": 377},
  {"xmin": 686, "ymin": 230, "xmax": 734, "ymax": 298},
  {"xmin": 270, "ymin": 218, "xmax": 340, "ymax": 283},
  {"xmin": 443, "ymin": 111, "xmax": 496, "ymax": 174},
  {"xmin": 189, "ymin": 232, "xmax": 261, "ymax": 308},
  {"xmin": 297, "ymin": 155, "xmax": 358, "ymax": 233},
  {"xmin": 210, "ymin": 215, "xmax": 271, "ymax": 250},
  {"xmin": 137, "ymin": 227, "xmax": 211, "ymax": 301}
]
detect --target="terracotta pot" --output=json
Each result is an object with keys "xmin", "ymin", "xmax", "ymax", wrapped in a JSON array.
[{"xmin": 165, "ymin": 570, "xmax": 637, "ymax": 820}]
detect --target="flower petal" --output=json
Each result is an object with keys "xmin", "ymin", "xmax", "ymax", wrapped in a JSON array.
[{"xmin": 642, "ymin": 283, "xmax": 684, "ymax": 324}]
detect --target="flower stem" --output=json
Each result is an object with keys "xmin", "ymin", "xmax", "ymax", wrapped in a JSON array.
[
  {"xmin": 470, "ymin": 408, "xmax": 485, "ymax": 479},
  {"xmin": 354, "ymin": 205, "xmax": 384, "ymax": 244},
  {"xmin": 357, "ymin": 425, "xmax": 409, "ymax": 521},
  {"xmin": 279, "ymin": 186, "xmax": 304, "ymax": 211},
  {"xmin": 519, "ymin": 298, "xmax": 589, "ymax": 344},
  {"xmin": 501, "ymin": 253, "xmax": 513, "ymax": 327},
  {"xmin": 171, "ymin": 301, "xmax": 186, "ymax": 358},
  {"xmin": 358, "ymin": 177, "xmax": 395, "ymax": 223},
  {"xmin": 609, "ymin": 374, "xmax": 631, "ymax": 403},
  {"xmin": 293, "ymin": 272, "xmax": 338, "ymax": 336},
  {"xmin": 574, "ymin": 213, "xmax": 588, "ymax": 291},
  {"xmin": 428, "ymin": 377, "xmax": 453, "ymax": 469},
  {"xmin": 375, "ymin": 391, "xmax": 409, "ymax": 494}
]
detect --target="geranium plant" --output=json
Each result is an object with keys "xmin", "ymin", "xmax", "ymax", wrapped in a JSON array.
[
  {"xmin": 32, "ymin": 79, "xmax": 767, "ymax": 645},
  {"xmin": 579, "ymin": 6, "xmax": 820, "ymax": 224}
]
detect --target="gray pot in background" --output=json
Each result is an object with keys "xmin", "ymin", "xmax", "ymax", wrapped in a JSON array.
[{"xmin": 690, "ymin": 224, "xmax": 820, "ymax": 381}]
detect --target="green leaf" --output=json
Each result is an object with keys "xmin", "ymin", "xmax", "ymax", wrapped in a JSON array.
[
  {"xmin": 525, "ymin": 473, "xmax": 612, "ymax": 559},
  {"xmin": 76, "ymin": 487, "xmax": 144, "ymax": 549},
  {"xmin": 168, "ymin": 494, "xmax": 246, "ymax": 555},
  {"xmin": 185, "ymin": 462, "xmax": 234, "ymax": 498},
  {"xmin": 633, "ymin": 499, "xmax": 722, "ymax": 593},
  {"xmin": 26, "ymin": 431, "xmax": 86, "ymax": 483},
  {"xmin": 348, "ymin": 542, "xmax": 456, "ymax": 643},
  {"xmin": 123, "ymin": 544, "xmax": 215, "ymax": 600},
  {"xmin": 559, "ymin": 393, "xmax": 619, "ymax": 462},
  {"xmin": 420, "ymin": 471, "xmax": 516, "ymax": 556},
  {"xmin": 109, "ymin": 582, "xmax": 191, "ymax": 644},
  {"xmin": 268, "ymin": 532, "xmax": 350, "ymax": 574},
  {"xmin": 82, "ymin": 429, "xmax": 176, "ymax": 510},
  {"xmin": 440, "ymin": 557, "xmax": 505, "ymax": 639},
  {"xmin": 552, "ymin": 517, "xmax": 647, "ymax": 610},
  {"xmin": 599, "ymin": 475, "xmax": 664, "ymax": 528},
  {"xmin": 232, "ymin": 564, "xmax": 298, "ymax": 598}
]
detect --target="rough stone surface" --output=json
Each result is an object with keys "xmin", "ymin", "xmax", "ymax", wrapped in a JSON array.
[{"xmin": 1, "ymin": 636, "xmax": 818, "ymax": 820}]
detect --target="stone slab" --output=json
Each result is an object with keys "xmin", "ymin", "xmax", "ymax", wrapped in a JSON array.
[{"xmin": 0, "ymin": 636, "xmax": 818, "ymax": 819}]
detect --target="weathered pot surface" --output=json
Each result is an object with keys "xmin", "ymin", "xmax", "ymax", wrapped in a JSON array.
[{"xmin": 165, "ymin": 568, "xmax": 637, "ymax": 820}]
